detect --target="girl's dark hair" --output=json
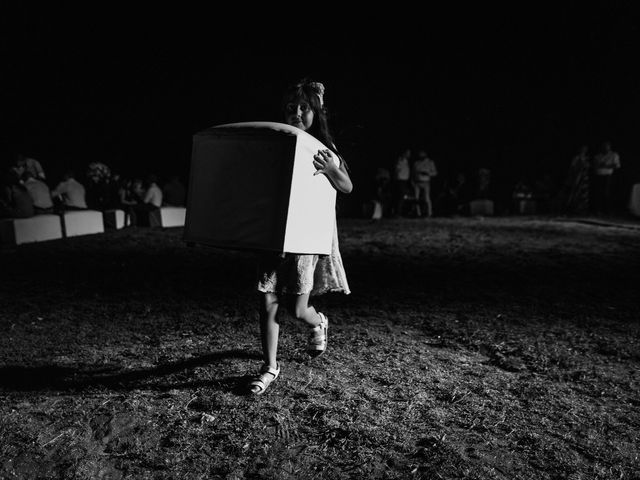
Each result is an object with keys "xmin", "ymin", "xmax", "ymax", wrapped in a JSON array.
[
  {"xmin": 282, "ymin": 78, "xmax": 348, "ymax": 170},
  {"xmin": 282, "ymin": 78, "xmax": 334, "ymax": 149}
]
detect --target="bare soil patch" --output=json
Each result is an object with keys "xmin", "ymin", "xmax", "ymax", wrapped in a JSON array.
[{"xmin": 1, "ymin": 216, "xmax": 639, "ymax": 479}]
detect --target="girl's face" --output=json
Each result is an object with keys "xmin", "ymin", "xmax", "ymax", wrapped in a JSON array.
[{"xmin": 284, "ymin": 98, "xmax": 314, "ymax": 131}]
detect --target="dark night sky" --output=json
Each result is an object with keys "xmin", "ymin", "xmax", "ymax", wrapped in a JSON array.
[{"xmin": 2, "ymin": 4, "xmax": 639, "ymax": 203}]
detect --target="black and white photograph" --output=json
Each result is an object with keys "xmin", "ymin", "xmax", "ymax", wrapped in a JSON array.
[{"xmin": 1, "ymin": 4, "xmax": 639, "ymax": 479}]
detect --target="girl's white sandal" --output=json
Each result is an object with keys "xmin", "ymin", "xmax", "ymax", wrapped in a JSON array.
[
  {"xmin": 248, "ymin": 364, "xmax": 280, "ymax": 395},
  {"xmin": 308, "ymin": 312, "xmax": 328, "ymax": 356}
]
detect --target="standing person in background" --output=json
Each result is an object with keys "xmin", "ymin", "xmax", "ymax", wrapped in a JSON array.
[
  {"xmin": 391, "ymin": 148, "xmax": 412, "ymax": 217},
  {"xmin": 564, "ymin": 145, "xmax": 590, "ymax": 214},
  {"xmin": 371, "ymin": 166, "xmax": 391, "ymax": 220},
  {"xmin": 591, "ymin": 141, "xmax": 621, "ymax": 215},
  {"xmin": 250, "ymin": 78, "xmax": 352, "ymax": 395},
  {"xmin": 411, "ymin": 149, "xmax": 438, "ymax": 218}
]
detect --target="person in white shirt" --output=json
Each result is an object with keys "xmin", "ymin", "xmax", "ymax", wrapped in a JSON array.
[
  {"xmin": 143, "ymin": 175, "xmax": 163, "ymax": 207},
  {"xmin": 51, "ymin": 170, "xmax": 87, "ymax": 210},
  {"xmin": 392, "ymin": 148, "xmax": 412, "ymax": 217},
  {"xmin": 411, "ymin": 150, "xmax": 438, "ymax": 217}
]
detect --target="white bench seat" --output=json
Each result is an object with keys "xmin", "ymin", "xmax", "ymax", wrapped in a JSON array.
[
  {"xmin": 0, "ymin": 214, "xmax": 63, "ymax": 245},
  {"xmin": 61, "ymin": 210, "xmax": 104, "ymax": 237},
  {"xmin": 149, "ymin": 207, "xmax": 186, "ymax": 228}
]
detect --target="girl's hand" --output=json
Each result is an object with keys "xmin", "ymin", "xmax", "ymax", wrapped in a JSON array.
[{"xmin": 313, "ymin": 149, "xmax": 338, "ymax": 176}]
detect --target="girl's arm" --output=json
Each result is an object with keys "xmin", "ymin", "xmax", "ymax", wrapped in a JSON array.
[{"xmin": 313, "ymin": 149, "xmax": 353, "ymax": 194}]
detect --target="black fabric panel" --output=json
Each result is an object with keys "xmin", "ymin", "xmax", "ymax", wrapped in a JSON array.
[{"xmin": 184, "ymin": 128, "xmax": 295, "ymax": 252}]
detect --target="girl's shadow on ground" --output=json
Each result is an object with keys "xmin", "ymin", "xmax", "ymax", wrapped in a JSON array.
[{"xmin": 0, "ymin": 349, "xmax": 261, "ymax": 395}]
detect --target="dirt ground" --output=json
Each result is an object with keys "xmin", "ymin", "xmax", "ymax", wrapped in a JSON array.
[{"xmin": 1, "ymin": 215, "xmax": 639, "ymax": 479}]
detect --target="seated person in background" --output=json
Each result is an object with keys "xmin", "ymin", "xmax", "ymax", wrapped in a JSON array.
[
  {"xmin": 0, "ymin": 168, "xmax": 34, "ymax": 219},
  {"xmin": 107, "ymin": 172, "xmax": 125, "ymax": 209},
  {"xmin": 142, "ymin": 174, "xmax": 163, "ymax": 208},
  {"xmin": 116, "ymin": 177, "xmax": 140, "ymax": 208},
  {"xmin": 51, "ymin": 170, "xmax": 87, "ymax": 211},
  {"xmin": 23, "ymin": 171, "xmax": 54, "ymax": 213},
  {"xmin": 85, "ymin": 161, "xmax": 117, "ymax": 210},
  {"xmin": 115, "ymin": 176, "xmax": 140, "ymax": 226},
  {"xmin": 132, "ymin": 178, "xmax": 145, "ymax": 200},
  {"xmin": 162, "ymin": 174, "xmax": 186, "ymax": 207},
  {"xmin": 18, "ymin": 153, "xmax": 46, "ymax": 181},
  {"xmin": 129, "ymin": 174, "xmax": 163, "ymax": 226}
]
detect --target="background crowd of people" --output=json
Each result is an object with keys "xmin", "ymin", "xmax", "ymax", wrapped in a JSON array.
[
  {"xmin": 1, "ymin": 139, "xmax": 635, "ymax": 226},
  {"xmin": 0, "ymin": 153, "xmax": 187, "ymax": 225},
  {"xmin": 363, "ymin": 140, "xmax": 630, "ymax": 220}
]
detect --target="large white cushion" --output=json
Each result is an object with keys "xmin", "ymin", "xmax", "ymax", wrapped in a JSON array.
[
  {"xmin": 62, "ymin": 210, "xmax": 104, "ymax": 237},
  {"xmin": 0, "ymin": 214, "xmax": 63, "ymax": 245},
  {"xmin": 161, "ymin": 207, "xmax": 186, "ymax": 227}
]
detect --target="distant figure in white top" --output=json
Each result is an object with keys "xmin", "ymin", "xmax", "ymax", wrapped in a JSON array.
[
  {"xmin": 143, "ymin": 174, "xmax": 163, "ymax": 207},
  {"xmin": 411, "ymin": 150, "xmax": 438, "ymax": 217},
  {"xmin": 51, "ymin": 170, "xmax": 88, "ymax": 211},
  {"xmin": 392, "ymin": 148, "xmax": 412, "ymax": 217},
  {"xmin": 591, "ymin": 141, "xmax": 621, "ymax": 215}
]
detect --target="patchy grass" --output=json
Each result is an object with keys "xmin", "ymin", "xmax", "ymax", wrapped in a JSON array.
[{"xmin": 1, "ymin": 216, "xmax": 639, "ymax": 479}]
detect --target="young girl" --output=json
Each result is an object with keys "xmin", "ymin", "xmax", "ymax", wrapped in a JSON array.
[{"xmin": 249, "ymin": 79, "xmax": 353, "ymax": 395}]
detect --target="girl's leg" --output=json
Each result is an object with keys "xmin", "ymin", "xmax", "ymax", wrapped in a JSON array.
[
  {"xmin": 289, "ymin": 294, "xmax": 328, "ymax": 356},
  {"xmin": 259, "ymin": 292, "xmax": 280, "ymax": 369},
  {"xmin": 288, "ymin": 293, "xmax": 321, "ymax": 327}
]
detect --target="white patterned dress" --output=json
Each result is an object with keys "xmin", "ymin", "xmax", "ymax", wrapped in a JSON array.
[{"xmin": 257, "ymin": 220, "xmax": 350, "ymax": 296}]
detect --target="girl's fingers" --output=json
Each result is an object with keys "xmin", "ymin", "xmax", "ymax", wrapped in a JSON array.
[{"xmin": 313, "ymin": 150, "xmax": 333, "ymax": 176}]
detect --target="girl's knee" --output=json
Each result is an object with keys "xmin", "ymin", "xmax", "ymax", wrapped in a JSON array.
[
  {"xmin": 260, "ymin": 293, "xmax": 279, "ymax": 314},
  {"xmin": 287, "ymin": 297, "xmax": 311, "ymax": 321}
]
